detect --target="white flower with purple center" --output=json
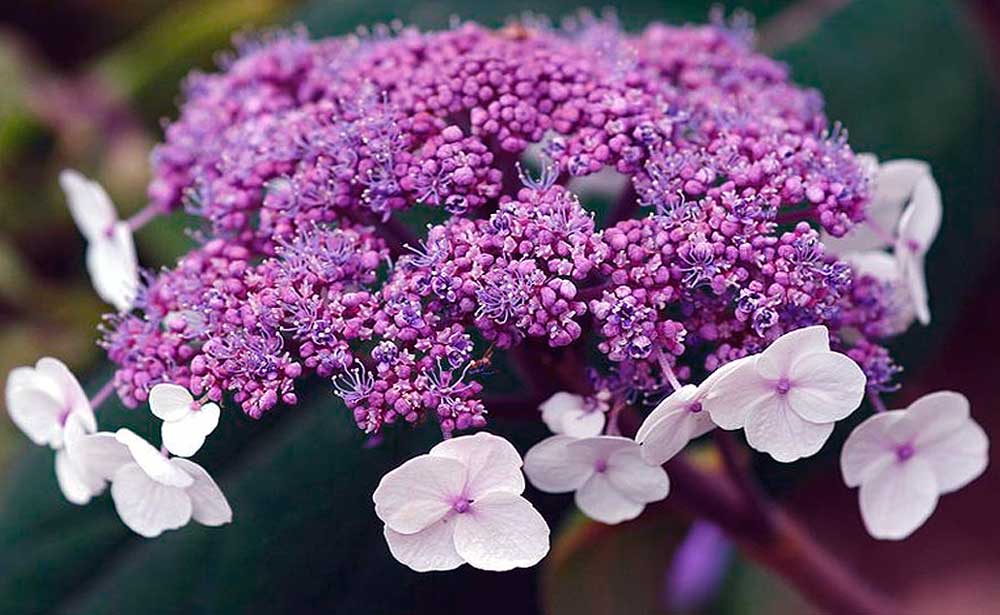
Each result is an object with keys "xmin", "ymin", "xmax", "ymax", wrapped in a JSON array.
[
  {"xmin": 635, "ymin": 357, "xmax": 753, "ymax": 465},
  {"xmin": 539, "ymin": 391, "xmax": 607, "ymax": 437},
  {"xmin": 704, "ymin": 326, "xmax": 867, "ymax": 463},
  {"xmin": 841, "ymin": 391, "xmax": 988, "ymax": 540},
  {"xmin": 59, "ymin": 169, "xmax": 139, "ymax": 312},
  {"xmin": 149, "ymin": 383, "xmax": 221, "ymax": 457},
  {"xmin": 822, "ymin": 157, "xmax": 941, "ymax": 325},
  {"xmin": 76, "ymin": 428, "xmax": 233, "ymax": 538},
  {"xmin": 373, "ymin": 432, "xmax": 549, "ymax": 572},
  {"xmin": 4, "ymin": 357, "xmax": 108, "ymax": 504},
  {"xmin": 524, "ymin": 435, "xmax": 669, "ymax": 524}
]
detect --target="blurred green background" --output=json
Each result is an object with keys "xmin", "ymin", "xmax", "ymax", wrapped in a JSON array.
[{"xmin": 1, "ymin": 0, "xmax": 998, "ymax": 613}]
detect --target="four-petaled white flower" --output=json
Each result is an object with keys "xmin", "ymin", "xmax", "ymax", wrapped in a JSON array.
[
  {"xmin": 635, "ymin": 358, "xmax": 751, "ymax": 465},
  {"xmin": 704, "ymin": 326, "xmax": 867, "ymax": 463},
  {"xmin": 822, "ymin": 157, "xmax": 941, "ymax": 325},
  {"xmin": 524, "ymin": 435, "xmax": 669, "ymax": 524},
  {"xmin": 149, "ymin": 383, "xmax": 220, "ymax": 457},
  {"xmin": 4, "ymin": 357, "xmax": 107, "ymax": 504},
  {"xmin": 373, "ymin": 432, "xmax": 549, "ymax": 572},
  {"xmin": 841, "ymin": 391, "xmax": 988, "ymax": 540},
  {"xmin": 77, "ymin": 428, "xmax": 233, "ymax": 537},
  {"xmin": 540, "ymin": 391, "xmax": 607, "ymax": 437},
  {"xmin": 59, "ymin": 169, "xmax": 139, "ymax": 312}
]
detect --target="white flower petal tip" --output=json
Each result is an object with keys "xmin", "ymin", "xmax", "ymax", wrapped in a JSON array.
[
  {"xmin": 5, "ymin": 357, "xmax": 93, "ymax": 449},
  {"xmin": 524, "ymin": 435, "xmax": 669, "ymax": 525},
  {"xmin": 59, "ymin": 170, "xmax": 139, "ymax": 312},
  {"xmin": 149, "ymin": 384, "xmax": 220, "ymax": 457},
  {"xmin": 841, "ymin": 391, "xmax": 988, "ymax": 540},
  {"xmin": 703, "ymin": 326, "xmax": 866, "ymax": 463},
  {"xmin": 92, "ymin": 429, "xmax": 232, "ymax": 537},
  {"xmin": 86, "ymin": 221, "xmax": 139, "ymax": 312},
  {"xmin": 539, "ymin": 391, "xmax": 606, "ymax": 437},
  {"xmin": 374, "ymin": 431, "xmax": 548, "ymax": 572}
]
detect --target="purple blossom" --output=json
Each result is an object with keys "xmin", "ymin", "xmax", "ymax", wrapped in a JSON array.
[{"xmin": 101, "ymin": 14, "xmax": 904, "ymax": 440}]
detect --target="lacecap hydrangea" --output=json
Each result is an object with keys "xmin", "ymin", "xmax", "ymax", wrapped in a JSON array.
[
  {"xmin": 103, "ymin": 15, "xmax": 893, "ymax": 433},
  {"xmin": 7, "ymin": 12, "xmax": 986, "ymax": 599}
]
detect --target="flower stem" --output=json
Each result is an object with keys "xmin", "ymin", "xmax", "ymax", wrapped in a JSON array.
[
  {"xmin": 665, "ymin": 454, "xmax": 899, "ymax": 614},
  {"xmin": 89, "ymin": 379, "xmax": 116, "ymax": 410}
]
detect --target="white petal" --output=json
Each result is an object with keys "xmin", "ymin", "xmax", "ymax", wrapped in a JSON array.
[
  {"xmin": 170, "ymin": 458, "xmax": 233, "ymax": 526},
  {"xmin": 453, "ymin": 492, "xmax": 549, "ymax": 571},
  {"xmin": 68, "ymin": 432, "xmax": 133, "ymax": 481},
  {"xmin": 605, "ymin": 448, "xmax": 669, "ymax": 504},
  {"xmin": 859, "ymin": 458, "xmax": 938, "ymax": 540},
  {"xmin": 161, "ymin": 403, "xmax": 220, "ymax": 458},
  {"xmin": 637, "ymin": 385, "xmax": 698, "ymax": 440},
  {"xmin": 574, "ymin": 473, "xmax": 645, "ymax": 524},
  {"xmin": 55, "ymin": 449, "xmax": 98, "ymax": 505},
  {"xmin": 702, "ymin": 358, "xmax": 774, "ymax": 430},
  {"xmin": 897, "ymin": 249, "xmax": 930, "ymax": 325},
  {"xmin": 841, "ymin": 411, "xmax": 904, "ymax": 487},
  {"xmin": 35, "ymin": 357, "xmax": 91, "ymax": 419},
  {"xmin": 373, "ymin": 454, "xmax": 467, "ymax": 534},
  {"xmin": 149, "ymin": 384, "xmax": 194, "ymax": 422},
  {"xmin": 115, "ymin": 428, "xmax": 193, "ymax": 488},
  {"xmin": 111, "ymin": 463, "xmax": 193, "ymax": 538},
  {"xmin": 636, "ymin": 386, "xmax": 701, "ymax": 465},
  {"xmin": 523, "ymin": 435, "xmax": 595, "ymax": 493},
  {"xmin": 540, "ymin": 392, "xmax": 585, "ymax": 434},
  {"xmin": 430, "ymin": 432, "xmax": 524, "ymax": 498},
  {"xmin": 384, "ymin": 518, "xmax": 464, "ymax": 572},
  {"xmin": 86, "ymin": 222, "xmax": 138, "ymax": 312},
  {"xmin": 5, "ymin": 384, "xmax": 64, "ymax": 447},
  {"xmin": 895, "ymin": 391, "xmax": 969, "ymax": 445},
  {"xmin": 744, "ymin": 401, "xmax": 835, "ymax": 463},
  {"xmin": 898, "ymin": 174, "xmax": 942, "ymax": 250},
  {"xmin": 59, "ymin": 169, "xmax": 117, "ymax": 242},
  {"xmin": 844, "ymin": 250, "xmax": 901, "ymax": 283},
  {"xmin": 786, "ymin": 351, "xmax": 866, "ymax": 423},
  {"xmin": 877, "ymin": 159, "xmax": 930, "ymax": 217},
  {"xmin": 559, "ymin": 406, "xmax": 606, "ymax": 438},
  {"xmin": 756, "ymin": 326, "xmax": 831, "ymax": 380}
]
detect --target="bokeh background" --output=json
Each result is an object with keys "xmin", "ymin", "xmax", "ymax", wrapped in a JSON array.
[{"xmin": 1, "ymin": 0, "xmax": 998, "ymax": 613}]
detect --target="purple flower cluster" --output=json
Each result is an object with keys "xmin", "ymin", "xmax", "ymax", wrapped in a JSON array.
[{"xmin": 105, "ymin": 14, "xmax": 907, "ymax": 434}]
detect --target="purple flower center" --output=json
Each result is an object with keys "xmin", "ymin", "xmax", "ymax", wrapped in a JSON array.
[
  {"xmin": 906, "ymin": 239, "xmax": 921, "ymax": 253},
  {"xmin": 895, "ymin": 443, "xmax": 915, "ymax": 462},
  {"xmin": 594, "ymin": 459, "xmax": 609, "ymax": 473},
  {"xmin": 775, "ymin": 378, "xmax": 791, "ymax": 395},
  {"xmin": 688, "ymin": 401, "xmax": 703, "ymax": 413},
  {"xmin": 452, "ymin": 498, "xmax": 472, "ymax": 514}
]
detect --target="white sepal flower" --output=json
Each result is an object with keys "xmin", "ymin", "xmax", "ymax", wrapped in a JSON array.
[
  {"xmin": 373, "ymin": 432, "xmax": 549, "ymax": 572},
  {"xmin": 539, "ymin": 391, "xmax": 606, "ymax": 437},
  {"xmin": 5, "ymin": 357, "xmax": 92, "ymax": 449},
  {"xmin": 635, "ymin": 357, "xmax": 752, "ymax": 465},
  {"xmin": 149, "ymin": 383, "xmax": 220, "ymax": 457},
  {"xmin": 78, "ymin": 428, "xmax": 232, "ymax": 537},
  {"xmin": 894, "ymin": 174, "xmax": 942, "ymax": 325},
  {"xmin": 704, "ymin": 326, "xmax": 866, "ymax": 463},
  {"xmin": 841, "ymin": 392, "xmax": 987, "ymax": 540},
  {"xmin": 823, "ymin": 157, "xmax": 930, "ymax": 255},
  {"xmin": 59, "ymin": 169, "xmax": 139, "ymax": 312},
  {"xmin": 524, "ymin": 435, "xmax": 669, "ymax": 524}
]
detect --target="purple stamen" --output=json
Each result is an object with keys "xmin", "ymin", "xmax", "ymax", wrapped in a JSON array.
[
  {"xmin": 896, "ymin": 443, "xmax": 915, "ymax": 462},
  {"xmin": 775, "ymin": 378, "xmax": 791, "ymax": 395}
]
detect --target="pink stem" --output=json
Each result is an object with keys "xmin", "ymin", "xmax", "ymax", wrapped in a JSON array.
[
  {"xmin": 126, "ymin": 203, "xmax": 162, "ymax": 232},
  {"xmin": 88, "ymin": 379, "xmax": 116, "ymax": 410}
]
